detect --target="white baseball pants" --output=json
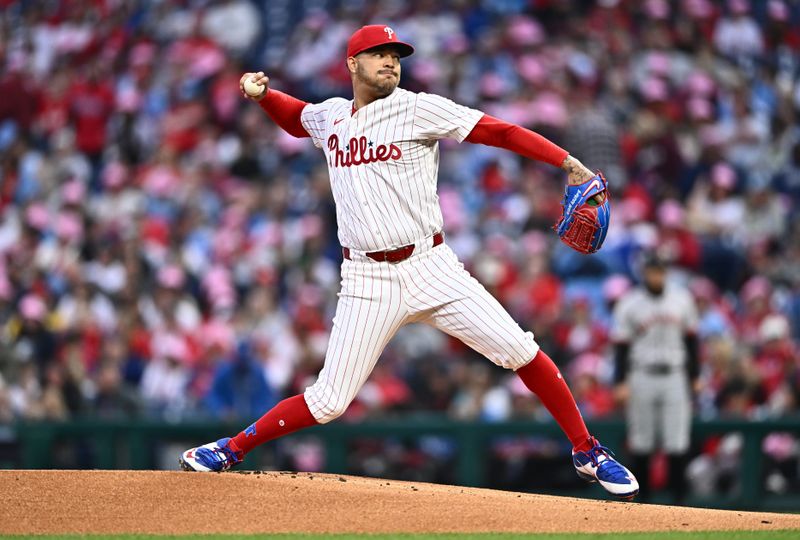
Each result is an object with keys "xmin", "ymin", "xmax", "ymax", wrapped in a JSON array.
[{"xmin": 304, "ymin": 241, "xmax": 539, "ymax": 423}]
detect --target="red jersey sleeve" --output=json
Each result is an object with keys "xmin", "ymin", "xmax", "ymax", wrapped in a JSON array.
[
  {"xmin": 258, "ymin": 89, "xmax": 310, "ymax": 138},
  {"xmin": 465, "ymin": 114, "xmax": 569, "ymax": 168}
]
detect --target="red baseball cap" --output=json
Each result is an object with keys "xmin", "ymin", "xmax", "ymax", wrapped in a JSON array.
[{"xmin": 346, "ymin": 25, "xmax": 414, "ymax": 58}]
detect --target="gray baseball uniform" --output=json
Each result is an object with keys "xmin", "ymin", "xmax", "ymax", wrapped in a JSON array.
[{"xmin": 611, "ymin": 284, "xmax": 699, "ymax": 453}]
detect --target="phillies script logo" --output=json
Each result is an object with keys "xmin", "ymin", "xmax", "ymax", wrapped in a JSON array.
[{"xmin": 327, "ymin": 134, "xmax": 402, "ymax": 167}]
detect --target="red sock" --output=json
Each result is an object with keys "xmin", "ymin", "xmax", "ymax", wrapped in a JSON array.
[
  {"xmin": 516, "ymin": 349, "xmax": 593, "ymax": 453},
  {"xmin": 230, "ymin": 394, "xmax": 318, "ymax": 455}
]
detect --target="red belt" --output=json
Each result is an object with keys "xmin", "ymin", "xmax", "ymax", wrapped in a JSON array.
[{"xmin": 343, "ymin": 232, "xmax": 444, "ymax": 263}]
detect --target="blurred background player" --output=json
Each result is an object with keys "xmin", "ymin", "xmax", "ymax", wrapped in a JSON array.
[{"xmin": 612, "ymin": 252, "xmax": 700, "ymax": 503}]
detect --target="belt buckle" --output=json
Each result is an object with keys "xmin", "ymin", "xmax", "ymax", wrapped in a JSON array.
[
  {"xmin": 385, "ymin": 245, "xmax": 414, "ymax": 263},
  {"xmin": 363, "ymin": 234, "xmax": 443, "ymax": 263}
]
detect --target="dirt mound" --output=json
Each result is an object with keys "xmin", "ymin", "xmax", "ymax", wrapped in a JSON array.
[{"xmin": 2, "ymin": 470, "xmax": 798, "ymax": 534}]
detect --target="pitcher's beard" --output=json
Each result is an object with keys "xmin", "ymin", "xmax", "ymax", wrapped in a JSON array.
[
  {"xmin": 373, "ymin": 79, "xmax": 397, "ymax": 95},
  {"xmin": 357, "ymin": 65, "xmax": 398, "ymax": 97},
  {"xmin": 375, "ymin": 81, "xmax": 396, "ymax": 96}
]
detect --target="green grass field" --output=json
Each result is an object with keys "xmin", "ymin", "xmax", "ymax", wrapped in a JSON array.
[{"xmin": 1, "ymin": 532, "xmax": 797, "ymax": 540}]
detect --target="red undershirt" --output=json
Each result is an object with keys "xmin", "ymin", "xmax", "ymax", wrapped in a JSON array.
[{"xmin": 258, "ymin": 89, "xmax": 569, "ymax": 167}]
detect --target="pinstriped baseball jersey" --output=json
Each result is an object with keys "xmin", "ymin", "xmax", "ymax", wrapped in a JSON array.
[
  {"xmin": 299, "ymin": 87, "xmax": 539, "ymax": 424},
  {"xmin": 300, "ymin": 88, "xmax": 483, "ymax": 252}
]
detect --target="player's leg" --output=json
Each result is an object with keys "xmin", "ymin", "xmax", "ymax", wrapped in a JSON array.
[
  {"xmin": 303, "ymin": 261, "xmax": 409, "ymax": 424},
  {"xmin": 627, "ymin": 371, "xmax": 659, "ymax": 501},
  {"xmin": 180, "ymin": 260, "xmax": 408, "ymax": 471},
  {"xmin": 402, "ymin": 244, "xmax": 638, "ymax": 497},
  {"xmin": 662, "ymin": 372, "xmax": 692, "ymax": 504},
  {"xmin": 401, "ymin": 245, "xmax": 588, "ymax": 443}
]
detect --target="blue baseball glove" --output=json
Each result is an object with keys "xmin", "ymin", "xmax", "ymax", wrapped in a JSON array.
[{"xmin": 554, "ymin": 172, "xmax": 610, "ymax": 254}]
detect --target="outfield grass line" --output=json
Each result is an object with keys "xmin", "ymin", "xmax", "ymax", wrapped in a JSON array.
[{"xmin": 2, "ymin": 531, "xmax": 799, "ymax": 540}]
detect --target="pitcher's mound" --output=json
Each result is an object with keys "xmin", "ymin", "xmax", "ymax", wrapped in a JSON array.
[{"xmin": 2, "ymin": 470, "xmax": 798, "ymax": 535}]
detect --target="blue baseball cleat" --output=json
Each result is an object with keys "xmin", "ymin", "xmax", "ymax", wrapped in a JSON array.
[
  {"xmin": 573, "ymin": 437, "xmax": 639, "ymax": 500},
  {"xmin": 179, "ymin": 437, "xmax": 243, "ymax": 472}
]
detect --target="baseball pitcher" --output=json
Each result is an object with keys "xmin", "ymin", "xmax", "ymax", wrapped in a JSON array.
[{"xmin": 180, "ymin": 25, "xmax": 636, "ymax": 499}]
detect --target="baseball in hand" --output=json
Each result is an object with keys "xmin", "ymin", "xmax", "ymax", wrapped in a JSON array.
[{"xmin": 243, "ymin": 78, "xmax": 265, "ymax": 97}]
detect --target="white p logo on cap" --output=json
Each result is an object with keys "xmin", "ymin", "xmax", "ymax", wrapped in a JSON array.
[{"xmin": 384, "ymin": 26, "xmax": 394, "ymax": 40}]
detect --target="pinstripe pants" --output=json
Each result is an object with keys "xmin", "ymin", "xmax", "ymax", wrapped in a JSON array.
[{"xmin": 304, "ymin": 242, "xmax": 540, "ymax": 423}]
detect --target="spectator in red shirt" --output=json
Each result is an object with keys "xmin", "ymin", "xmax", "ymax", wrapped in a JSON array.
[{"xmin": 68, "ymin": 65, "xmax": 114, "ymax": 189}]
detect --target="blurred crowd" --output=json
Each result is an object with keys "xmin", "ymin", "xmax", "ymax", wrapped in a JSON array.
[{"xmin": 0, "ymin": 0, "xmax": 799, "ymax": 441}]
